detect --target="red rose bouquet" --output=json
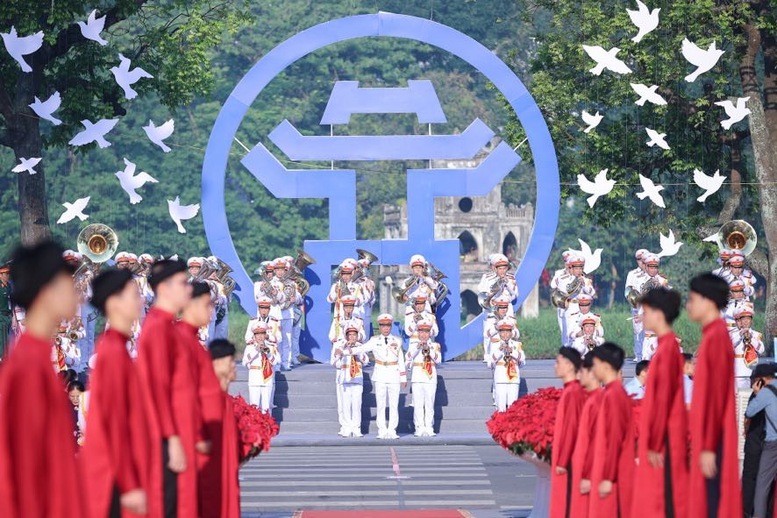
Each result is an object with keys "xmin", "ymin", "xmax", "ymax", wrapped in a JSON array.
[
  {"xmin": 230, "ymin": 394, "xmax": 280, "ymax": 462},
  {"xmin": 486, "ymin": 387, "xmax": 562, "ymax": 464}
]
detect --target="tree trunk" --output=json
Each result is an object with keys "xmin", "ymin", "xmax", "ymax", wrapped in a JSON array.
[
  {"xmin": 742, "ymin": 12, "xmax": 777, "ymax": 342},
  {"xmin": 7, "ymin": 75, "xmax": 51, "ymax": 245}
]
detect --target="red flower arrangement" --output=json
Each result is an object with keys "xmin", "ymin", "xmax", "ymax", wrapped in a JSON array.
[
  {"xmin": 486, "ymin": 387, "xmax": 562, "ymax": 463},
  {"xmin": 229, "ymin": 394, "xmax": 280, "ymax": 462}
]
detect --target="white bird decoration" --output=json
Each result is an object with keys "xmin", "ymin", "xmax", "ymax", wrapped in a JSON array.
[
  {"xmin": 581, "ymin": 110, "xmax": 603, "ymax": 133},
  {"xmin": 110, "ymin": 53, "xmax": 153, "ymax": 100},
  {"xmin": 630, "ymin": 83, "xmax": 667, "ymax": 106},
  {"xmin": 693, "ymin": 168, "xmax": 726, "ymax": 203},
  {"xmin": 78, "ymin": 10, "xmax": 108, "ymax": 46},
  {"xmin": 577, "ymin": 238, "xmax": 603, "ymax": 274},
  {"xmin": 29, "ymin": 92, "xmax": 63, "ymax": 126},
  {"xmin": 168, "ymin": 196, "xmax": 200, "ymax": 234},
  {"xmin": 69, "ymin": 118, "xmax": 119, "ymax": 148},
  {"xmin": 636, "ymin": 174, "xmax": 666, "ymax": 208},
  {"xmin": 1, "ymin": 26, "xmax": 44, "ymax": 73},
  {"xmin": 657, "ymin": 230, "xmax": 683, "ymax": 258},
  {"xmin": 681, "ymin": 38, "xmax": 724, "ymax": 83},
  {"xmin": 57, "ymin": 196, "xmax": 90, "ymax": 224},
  {"xmin": 582, "ymin": 45, "xmax": 633, "ymax": 76},
  {"xmin": 11, "ymin": 157, "xmax": 42, "ymax": 175},
  {"xmin": 577, "ymin": 169, "xmax": 615, "ymax": 208},
  {"xmin": 143, "ymin": 119, "xmax": 175, "ymax": 153},
  {"xmin": 645, "ymin": 128, "xmax": 670, "ymax": 150},
  {"xmin": 626, "ymin": 0, "xmax": 660, "ymax": 43},
  {"xmin": 714, "ymin": 97, "xmax": 751, "ymax": 130},
  {"xmin": 115, "ymin": 158, "xmax": 158, "ymax": 204}
]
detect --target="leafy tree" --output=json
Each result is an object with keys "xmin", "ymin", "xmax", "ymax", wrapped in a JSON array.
[
  {"xmin": 0, "ymin": 0, "xmax": 251, "ymax": 244},
  {"xmin": 504, "ymin": 0, "xmax": 777, "ymax": 336}
]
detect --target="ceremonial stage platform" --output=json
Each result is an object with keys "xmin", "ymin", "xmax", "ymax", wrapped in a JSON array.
[{"xmin": 230, "ymin": 360, "xmax": 637, "ymax": 446}]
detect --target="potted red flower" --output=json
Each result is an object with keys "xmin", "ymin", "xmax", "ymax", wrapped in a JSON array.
[
  {"xmin": 486, "ymin": 387, "xmax": 562, "ymax": 518},
  {"xmin": 229, "ymin": 394, "xmax": 280, "ymax": 463}
]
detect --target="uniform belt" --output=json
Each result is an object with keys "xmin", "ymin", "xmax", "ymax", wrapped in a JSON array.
[
  {"xmin": 249, "ymin": 366, "xmax": 262, "ymax": 370},
  {"xmin": 495, "ymin": 360, "xmax": 515, "ymax": 366},
  {"xmin": 412, "ymin": 362, "xmax": 432, "ymax": 367},
  {"xmin": 375, "ymin": 360, "xmax": 398, "ymax": 366},
  {"xmin": 734, "ymin": 354, "xmax": 745, "ymax": 359}
]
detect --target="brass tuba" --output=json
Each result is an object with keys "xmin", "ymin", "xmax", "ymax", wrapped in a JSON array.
[
  {"xmin": 289, "ymin": 250, "xmax": 316, "ymax": 297},
  {"xmin": 74, "ymin": 223, "xmax": 119, "ymax": 281},
  {"xmin": 213, "ymin": 257, "xmax": 237, "ymax": 299},
  {"xmin": 356, "ymin": 248, "xmax": 379, "ymax": 265},
  {"xmin": 706, "ymin": 220, "xmax": 757, "ymax": 256}
]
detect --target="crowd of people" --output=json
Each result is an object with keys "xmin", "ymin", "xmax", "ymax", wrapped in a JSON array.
[
  {"xmin": 0, "ymin": 241, "xmax": 243, "ymax": 518},
  {"xmin": 550, "ymin": 273, "xmax": 776, "ymax": 518}
]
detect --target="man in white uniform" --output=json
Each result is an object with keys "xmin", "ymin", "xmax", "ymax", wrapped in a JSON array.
[
  {"xmin": 361, "ymin": 314, "xmax": 406, "ymax": 439},
  {"xmin": 332, "ymin": 326, "xmax": 369, "ymax": 437},
  {"xmin": 404, "ymin": 295, "xmax": 438, "ymax": 344},
  {"xmin": 406, "ymin": 321, "xmax": 441, "ymax": 437},
  {"xmin": 477, "ymin": 253, "xmax": 518, "ymax": 317},
  {"xmin": 242, "ymin": 322, "xmax": 280, "ymax": 412},
  {"xmin": 488, "ymin": 319, "xmax": 526, "ymax": 412},
  {"xmin": 729, "ymin": 303, "xmax": 765, "ymax": 389}
]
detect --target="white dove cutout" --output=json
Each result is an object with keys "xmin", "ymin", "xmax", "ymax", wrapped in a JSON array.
[
  {"xmin": 681, "ymin": 38, "xmax": 724, "ymax": 82},
  {"xmin": 29, "ymin": 91, "xmax": 62, "ymax": 125},
  {"xmin": 78, "ymin": 10, "xmax": 108, "ymax": 46},
  {"xmin": 657, "ymin": 230, "xmax": 683, "ymax": 258},
  {"xmin": 577, "ymin": 238, "xmax": 603, "ymax": 274},
  {"xmin": 693, "ymin": 168, "xmax": 726, "ymax": 203},
  {"xmin": 630, "ymin": 83, "xmax": 667, "ymax": 106},
  {"xmin": 168, "ymin": 196, "xmax": 200, "ymax": 234},
  {"xmin": 143, "ymin": 119, "xmax": 175, "ymax": 152},
  {"xmin": 57, "ymin": 196, "xmax": 90, "ymax": 224},
  {"xmin": 581, "ymin": 110, "xmax": 603, "ymax": 133},
  {"xmin": 636, "ymin": 174, "xmax": 666, "ymax": 208},
  {"xmin": 627, "ymin": 0, "xmax": 660, "ymax": 43},
  {"xmin": 11, "ymin": 157, "xmax": 42, "ymax": 175},
  {"xmin": 116, "ymin": 158, "xmax": 158, "ymax": 204},
  {"xmin": 715, "ymin": 97, "xmax": 751, "ymax": 130},
  {"xmin": 645, "ymin": 128, "xmax": 670, "ymax": 150},
  {"xmin": 582, "ymin": 45, "xmax": 632, "ymax": 76},
  {"xmin": 577, "ymin": 169, "xmax": 615, "ymax": 208},
  {"xmin": 110, "ymin": 54, "xmax": 153, "ymax": 100},
  {"xmin": 1, "ymin": 26, "xmax": 44, "ymax": 73},
  {"xmin": 69, "ymin": 118, "xmax": 119, "ymax": 148}
]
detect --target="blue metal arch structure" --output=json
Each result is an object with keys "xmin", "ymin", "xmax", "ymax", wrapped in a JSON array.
[{"xmin": 201, "ymin": 12, "xmax": 560, "ymax": 362}]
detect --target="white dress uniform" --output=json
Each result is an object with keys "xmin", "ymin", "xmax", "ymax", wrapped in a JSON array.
[
  {"xmin": 326, "ymin": 263, "xmax": 365, "ymax": 320},
  {"xmin": 723, "ymin": 296, "xmax": 748, "ymax": 328},
  {"xmin": 332, "ymin": 338, "xmax": 369, "ymax": 437},
  {"xmin": 242, "ymin": 340, "xmax": 280, "ymax": 412},
  {"xmin": 482, "ymin": 310, "xmax": 518, "ymax": 360},
  {"xmin": 565, "ymin": 308, "xmax": 604, "ymax": 343},
  {"xmin": 361, "ymin": 320, "xmax": 406, "ymax": 439},
  {"xmin": 550, "ymin": 266, "xmax": 570, "ymax": 344},
  {"xmin": 328, "ymin": 312, "xmax": 365, "ymax": 344},
  {"xmin": 488, "ymin": 337, "xmax": 526, "ymax": 412},
  {"xmin": 477, "ymin": 254, "xmax": 518, "ymax": 317},
  {"xmin": 404, "ymin": 306, "xmax": 438, "ymax": 342},
  {"xmin": 729, "ymin": 304, "xmax": 764, "ymax": 388},
  {"xmin": 625, "ymin": 250, "xmax": 648, "ymax": 358},
  {"xmin": 245, "ymin": 313, "xmax": 281, "ymax": 345},
  {"xmin": 356, "ymin": 268, "xmax": 376, "ymax": 337},
  {"xmin": 641, "ymin": 332, "xmax": 659, "ymax": 361},
  {"xmin": 406, "ymin": 331, "xmax": 441, "ymax": 437},
  {"xmin": 271, "ymin": 264, "xmax": 299, "ymax": 370}
]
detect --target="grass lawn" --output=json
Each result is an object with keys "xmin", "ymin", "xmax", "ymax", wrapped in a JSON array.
[{"xmin": 227, "ymin": 303, "xmax": 768, "ymax": 360}]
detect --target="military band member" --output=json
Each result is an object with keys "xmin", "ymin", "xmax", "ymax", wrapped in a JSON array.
[
  {"xmin": 398, "ymin": 255, "xmax": 439, "ymax": 310},
  {"xmin": 568, "ymin": 315, "xmax": 604, "ymax": 356},
  {"xmin": 245, "ymin": 296, "xmax": 281, "ymax": 345},
  {"xmin": 552, "ymin": 254, "xmax": 595, "ymax": 347},
  {"xmin": 407, "ymin": 322, "xmax": 441, "ymax": 437},
  {"xmin": 625, "ymin": 249, "xmax": 648, "ymax": 358},
  {"xmin": 361, "ymin": 314, "xmax": 407, "ymax": 439},
  {"xmin": 632, "ymin": 254, "xmax": 669, "ymax": 361},
  {"xmin": 332, "ymin": 326, "xmax": 369, "ymax": 437},
  {"xmin": 187, "ymin": 256, "xmax": 203, "ymax": 278},
  {"xmin": 242, "ymin": 322, "xmax": 280, "ymax": 412},
  {"xmin": 328, "ymin": 295, "xmax": 365, "ymax": 344},
  {"xmin": 711, "ymin": 248, "xmax": 733, "ymax": 278},
  {"xmin": 641, "ymin": 330, "xmax": 658, "ymax": 361},
  {"xmin": 488, "ymin": 320, "xmax": 526, "ymax": 412},
  {"xmin": 722, "ymin": 251, "xmax": 756, "ymax": 299},
  {"xmin": 477, "ymin": 253, "xmax": 518, "ymax": 316},
  {"xmin": 404, "ymin": 295, "xmax": 438, "ymax": 343},
  {"xmin": 730, "ymin": 303, "xmax": 764, "ymax": 388},
  {"xmin": 115, "ymin": 251, "xmax": 132, "ymax": 270},
  {"xmin": 327, "ymin": 259, "xmax": 364, "ymax": 321},
  {"xmin": 0, "ymin": 262, "xmax": 10, "ymax": 358},
  {"xmin": 271, "ymin": 258, "xmax": 298, "ymax": 370},
  {"xmin": 723, "ymin": 279, "xmax": 748, "ymax": 327},
  {"xmin": 482, "ymin": 297, "xmax": 518, "ymax": 361},
  {"xmin": 254, "ymin": 261, "xmax": 283, "ymax": 318},
  {"xmin": 65, "ymin": 249, "xmax": 97, "ymax": 377},
  {"xmin": 565, "ymin": 293, "xmax": 603, "ymax": 343},
  {"xmin": 356, "ymin": 258, "xmax": 376, "ymax": 337},
  {"xmin": 550, "ymin": 255, "xmax": 573, "ymax": 345},
  {"xmin": 282, "ymin": 254, "xmax": 304, "ymax": 367}
]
